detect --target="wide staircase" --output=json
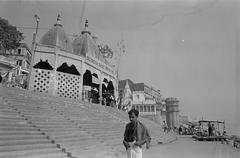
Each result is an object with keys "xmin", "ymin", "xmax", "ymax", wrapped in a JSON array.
[{"xmin": 0, "ymin": 86, "xmax": 176, "ymax": 158}]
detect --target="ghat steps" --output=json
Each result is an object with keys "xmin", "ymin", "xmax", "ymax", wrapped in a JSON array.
[{"xmin": 0, "ymin": 86, "xmax": 175, "ymax": 158}]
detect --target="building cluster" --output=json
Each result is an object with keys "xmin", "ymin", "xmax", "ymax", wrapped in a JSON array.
[
  {"xmin": 0, "ymin": 43, "xmax": 32, "ymax": 88},
  {"xmin": 118, "ymin": 79, "xmax": 180, "ymax": 128}
]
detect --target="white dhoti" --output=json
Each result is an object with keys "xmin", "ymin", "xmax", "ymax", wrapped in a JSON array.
[{"xmin": 127, "ymin": 145, "xmax": 142, "ymax": 158}]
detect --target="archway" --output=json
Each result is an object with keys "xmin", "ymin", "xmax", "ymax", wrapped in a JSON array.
[
  {"xmin": 82, "ymin": 70, "xmax": 92, "ymax": 101},
  {"xmin": 91, "ymin": 73, "xmax": 100, "ymax": 104},
  {"xmin": 106, "ymin": 80, "xmax": 115, "ymax": 106},
  {"xmin": 102, "ymin": 78, "xmax": 108, "ymax": 105}
]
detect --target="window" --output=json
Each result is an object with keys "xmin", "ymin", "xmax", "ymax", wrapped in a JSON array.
[
  {"xmin": 17, "ymin": 60, "xmax": 22, "ymax": 66},
  {"xmin": 132, "ymin": 105, "xmax": 135, "ymax": 109},
  {"xmin": 148, "ymin": 106, "xmax": 150, "ymax": 112},
  {"xmin": 136, "ymin": 105, "xmax": 139, "ymax": 111},
  {"xmin": 140, "ymin": 105, "xmax": 143, "ymax": 112},
  {"xmin": 151, "ymin": 105, "xmax": 155, "ymax": 112},
  {"xmin": 18, "ymin": 49, "xmax": 21, "ymax": 54},
  {"xmin": 144, "ymin": 105, "xmax": 147, "ymax": 112}
]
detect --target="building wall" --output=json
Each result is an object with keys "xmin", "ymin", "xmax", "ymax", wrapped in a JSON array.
[
  {"xmin": 29, "ymin": 45, "xmax": 84, "ymax": 100},
  {"xmin": 132, "ymin": 91, "xmax": 145, "ymax": 104},
  {"xmin": 0, "ymin": 44, "xmax": 32, "ymax": 88}
]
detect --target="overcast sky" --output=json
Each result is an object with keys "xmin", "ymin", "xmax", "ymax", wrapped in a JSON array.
[{"xmin": 1, "ymin": 0, "xmax": 239, "ymax": 132}]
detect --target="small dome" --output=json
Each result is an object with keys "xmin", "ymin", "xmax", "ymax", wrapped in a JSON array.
[
  {"xmin": 40, "ymin": 14, "xmax": 73, "ymax": 53},
  {"xmin": 72, "ymin": 19, "xmax": 100, "ymax": 58},
  {"xmin": 73, "ymin": 33, "xmax": 99, "ymax": 57}
]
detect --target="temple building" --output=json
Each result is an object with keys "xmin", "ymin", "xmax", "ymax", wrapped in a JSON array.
[
  {"xmin": 118, "ymin": 79, "xmax": 166, "ymax": 123},
  {"xmin": 29, "ymin": 15, "xmax": 118, "ymax": 104}
]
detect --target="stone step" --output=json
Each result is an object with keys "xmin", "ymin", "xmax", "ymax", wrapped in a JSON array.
[
  {"xmin": 46, "ymin": 131, "xmax": 92, "ymax": 138},
  {"xmin": 81, "ymin": 126, "xmax": 121, "ymax": 130},
  {"xmin": 0, "ymin": 130, "xmax": 43, "ymax": 135},
  {"xmin": 0, "ymin": 108, "xmax": 15, "ymax": 112},
  {"xmin": 90, "ymin": 131, "xmax": 123, "ymax": 136},
  {"xmin": 51, "ymin": 136, "xmax": 97, "ymax": 143},
  {"xmin": 0, "ymin": 135, "xmax": 46, "ymax": 141},
  {"xmin": 0, "ymin": 126, "xmax": 38, "ymax": 131},
  {"xmin": 0, "ymin": 143, "xmax": 57, "ymax": 152},
  {"xmin": 42, "ymin": 130, "xmax": 87, "ymax": 135},
  {"xmin": 0, "ymin": 138, "xmax": 52, "ymax": 146},
  {"xmin": 55, "ymin": 138, "xmax": 99, "ymax": 145},
  {"xmin": 46, "ymin": 132, "xmax": 93, "ymax": 138},
  {"xmin": 66, "ymin": 145, "xmax": 110, "ymax": 158},
  {"xmin": 38, "ymin": 127, "xmax": 82, "ymax": 132},
  {"xmin": 0, "ymin": 116, "xmax": 26, "ymax": 121},
  {"xmin": 18, "ymin": 113, "xmax": 61, "ymax": 117},
  {"xmin": 0, "ymin": 112, "xmax": 20, "ymax": 117},
  {"xmin": 59, "ymin": 141, "xmax": 104, "ymax": 151},
  {"xmin": 0, "ymin": 147, "xmax": 66, "ymax": 158},
  {"xmin": 92, "ymin": 132, "xmax": 123, "ymax": 136},
  {"xmin": 1, "ymin": 152, "xmax": 67, "ymax": 158},
  {"xmin": 21, "ymin": 115, "xmax": 63, "ymax": 119},
  {"xmin": 0, "ymin": 121, "xmax": 30, "ymax": 127},
  {"xmin": 30, "ymin": 120, "xmax": 72, "ymax": 124},
  {"xmin": 79, "ymin": 122, "xmax": 122, "ymax": 126},
  {"xmin": 34, "ymin": 123, "xmax": 77, "ymax": 128},
  {"xmin": 16, "ymin": 110, "xmax": 56, "ymax": 114},
  {"xmin": 76, "ymin": 121, "xmax": 123, "ymax": 124},
  {"xmin": 26, "ymin": 118, "xmax": 67, "ymax": 122}
]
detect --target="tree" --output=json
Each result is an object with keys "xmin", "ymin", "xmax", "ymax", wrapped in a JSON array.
[{"xmin": 0, "ymin": 17, "xmax": 24, "ymax": 51}]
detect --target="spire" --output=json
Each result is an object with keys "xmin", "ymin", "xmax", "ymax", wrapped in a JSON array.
[
  {"xmin": 54, "ymin": 14, "xmax": 62, "ymax": 27},
  {"xmin": 81, "ymin": 18, "xmax": 91, "ymax": 35},
  {"xmin": 85, "ymin": 18, "xmax": 89, "ymax": 28}
]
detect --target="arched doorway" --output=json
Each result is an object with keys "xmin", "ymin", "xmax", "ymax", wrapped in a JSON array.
[
  {"xmin": 106, "ymin": 80, "xmax": 115, "ymax": 106},
  {"xmin": 91, "ymin": 73, "xmax": 100, "ymax": 104},
  {"xmin": 82, "ymin": 70, "xmax": 92, "ymax": 102},
  {"xmin": 102, "ymin": 78, "xmax": 108, "ymax": 105}
]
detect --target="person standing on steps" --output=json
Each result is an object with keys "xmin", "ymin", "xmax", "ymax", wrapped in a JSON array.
[{"xmin": 123, "ymin": 109, "xmax": 151, "ymax": 158}]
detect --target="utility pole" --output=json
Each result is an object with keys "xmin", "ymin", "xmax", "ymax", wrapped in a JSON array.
[
  {"xmin": 115, "ymin": 39, "xmax": 125, "ymax": 108},
  {"xmin": 27, "ymin": 14, "xmax": 40, "ymax": 90}
]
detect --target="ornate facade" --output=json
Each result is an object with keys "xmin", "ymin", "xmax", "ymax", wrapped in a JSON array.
[{"xmin": 29, "ymin": 15, "xmax": 118, "ymax": 103}]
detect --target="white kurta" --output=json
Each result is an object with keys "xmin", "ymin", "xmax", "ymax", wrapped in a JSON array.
[{"xmin": 127, "ymin": 145, "xmax": 142, "ymax": 158}]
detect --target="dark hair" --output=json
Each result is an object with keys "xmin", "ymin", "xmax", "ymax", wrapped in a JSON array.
[{"xmin": 128, "ymin": 109, "xmax": 139, "ymax": 117}]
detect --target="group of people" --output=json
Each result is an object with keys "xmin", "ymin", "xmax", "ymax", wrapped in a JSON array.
[{"xmin": 208, "ymin": 122, "xmax": 216, "ymax": 136}]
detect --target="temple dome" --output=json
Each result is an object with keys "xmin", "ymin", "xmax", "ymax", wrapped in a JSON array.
[
  {"xmin": 40, "ymin": 14, "xmax": 73, "ymax": 53},
  {"xmin": 72, "ymin": 19, "xmax": 103, "ymax": 60},
  {"xmin": 72, "ymin": 33, "xmax": 102, "ymax": 58},
  {"xmin": 72, "ymin": 19, "xmax": 113, "ymax": 67}
]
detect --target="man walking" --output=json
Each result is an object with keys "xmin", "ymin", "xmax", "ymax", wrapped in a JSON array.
[{"xmin": 123, "ymin": 109, "xmax": 151, "ymax": 158}]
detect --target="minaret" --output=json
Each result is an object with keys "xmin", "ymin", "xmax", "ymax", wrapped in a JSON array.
[
  {"xmin": 54, "ymin": 14, "xmax": 62, "ymax": 27},
  {"xmin": 81, "ymin": 18, "xmax": 91, "ymax": 35}
]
